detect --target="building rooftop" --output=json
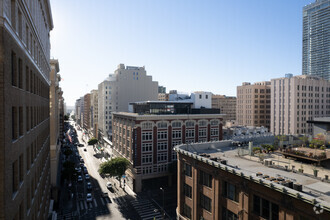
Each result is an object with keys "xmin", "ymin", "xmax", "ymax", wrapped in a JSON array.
[{"xmin": 175, "ymin": 140, "xmax": 330, "ymax": 211}]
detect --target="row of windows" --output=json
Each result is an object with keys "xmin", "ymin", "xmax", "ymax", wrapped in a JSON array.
[
  {"xmin": 12, "ymin": 106, "xmax": 49, "ymax": 141},
  {"xmin": 142, "ymin": 128, "xmax": 219, "ymax": 141},
  {"xmin": 141, "ymin": 164, "xmax": 168, "ymax": 174},
  {"xmin": 11, "ymin": 51, "xmax": 49, "ymax": 99},
  {"xmin": 141, "ymin": 120, "xmax": 220, "ymax": 130}
]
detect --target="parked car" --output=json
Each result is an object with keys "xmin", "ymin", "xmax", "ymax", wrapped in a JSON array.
[
  {"xmin": 86, "ymin": 193, "xmax": 92, "ymax": 202},
  {"xmin": 78, "ymin": 144, "xmax": 84, "ymax": 147},
  {"xmin": 87, "ymin": 182, "xmax": 92, "ymax": 190},
  {"xmin": 80, "ymin": 158, "xmax": 84, "ymax": 163},
  {"xmin": 75, "ymin": 167, "xmax": 82, "ymax": 173},
  {"xmin": 85, "ymin": 174, "xmax": 90, "ymax": 180},
  {"xmin": 106, "ymin": 182, "xmax": 113, "ymax": 190},
  {"xmin": 83, "ymin": 167, "xmax": 88, "ymax": 174},
  {"xmin": 77, "ymin": 175, "xmax": 83, "ymax": 182}
]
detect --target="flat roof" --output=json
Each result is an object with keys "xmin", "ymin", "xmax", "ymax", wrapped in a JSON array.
[
  {"xmin": 175, "ymin": 140, "xmax": 330, "ymax": 211},
  {"xmin": 129, "ymin": 101, "xmax": 194, "ymax": 105}
]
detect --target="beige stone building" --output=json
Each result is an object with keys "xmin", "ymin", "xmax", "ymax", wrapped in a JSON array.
[
  {"xmin": 83, "ymin": 93, "xmax": 91, "ymax": 130},
  {"xmin": 236, "ymin": 81, "xmax": 271, "ymax": 129},
  {"xmin": 271, "ymin": 74, "xmax": 330, "ymax": 135},
  {"xmin": 49, "ymin": 59, "xmax": 61, "ymax": 203},
  {"xmin": 212, "ymin": 94, "xmax": 236, "ymax": 122},
  {"xmin": 90, "ymin": 89, "xmax": 98, "ymax": 138},
  {"xmin": 0, "ymin": 0, "xmax": 54, "ymax": 219}
]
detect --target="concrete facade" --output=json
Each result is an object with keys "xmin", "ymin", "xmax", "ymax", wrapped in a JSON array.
[
  {"xmin": 49, "ymin": 59, "xmax": 61, "ymax": 203},
  {"xmin": 236, "ymin": 81, "xmax": 271, "ymax": 129},
  {"xmin": 271, "ymin": 74, "xmax": 330, "ymax": 135},
  {"xmin": 112, "ymin": 112, "xmax": 223, "ymax": 193},
  {"xmin": 90, "ymin": 89, "xmax": 98, "ymax": 138},
  {"xmin": 212, "ymin": 94, "xmax": 236, "ymax": 122},
  {"xmin": 0, "ymin": 0, "xmax": 53, "ymax": 219},
  {"xmin": 83, "ymin": 93, "xmax": 91, "ymax": 130},
  {"xmin": 98, "ymin": 64, "xmax": 158, "ymax": 137}
]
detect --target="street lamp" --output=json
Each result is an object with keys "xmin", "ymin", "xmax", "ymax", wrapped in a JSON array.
[{"xmin": 160, "ymin": 187, "xmax": 165, "ymax": 220}]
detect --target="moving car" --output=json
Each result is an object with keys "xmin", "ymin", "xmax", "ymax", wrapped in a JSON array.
[
  {"xmin": 83, "ymin": 167, "xmax": 88, "ymax": 174},
  {"xmin": 86, "ymin": 193, "xmax": 92, "ymax": 202},
  {"xmin": 77, "ymin": 175, "xmax": 83, "ymax": 182},
  {"xmin": 85, "ymin": 174, "xmax": 90, "ymax": 180},
  {"xmin": 80, "ymin": 158, "xmax": 84, "ymax": 163},
  {"xmin": 106, "ymin": 182, "xmax": 113, "ymax": 190},
  {"xmin": 87, "ymin": 182, "xmax": 92, "ymax": 190}
]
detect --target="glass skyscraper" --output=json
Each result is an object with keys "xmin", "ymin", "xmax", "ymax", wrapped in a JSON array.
[{"xmin": 302, "ymin": 0, "xmax": 330, "ymax": 80}]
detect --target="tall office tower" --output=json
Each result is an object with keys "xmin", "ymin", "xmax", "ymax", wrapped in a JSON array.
[
  {"xmin": 75, "ymin": 98, "xmax": 82, "ymax": 125},
  {"xmin": 83, "ymin": 93, "xmax": 91, "ymax": 130},
  {"xmin": 236, "ymin": 81, "xmax": 271, "ymax": 129},
  {"xmin": 90, "ymin": 90, "xmax": 98, "ymax": 138},
  {"xmin": 212, "ymin": 94, "xmax": 237, "ymax": 122},
  {"xmin": 302, "ymin": 0, "xmax": 330, "ymax": 80},
  {"xmin": 49, "ymin": 59, "xmax": 61, "ymax": 203},
  {"xmin": 0, "ymin": 1, "xmax": 53, "ymax": 219},
  {"xmin": 98, "ymin": 64, "xmax": 158, "ymax": 138},
  {"xmin": 271, "ymin": 74, "xmax": 330, "ymax": 135}
]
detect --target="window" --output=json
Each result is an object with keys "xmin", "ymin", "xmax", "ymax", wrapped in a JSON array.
[
  {"xmin": 206, "ymin": 95, "xmax": 208, "ymax": 99},
  {"xmin": 142, "ymin": 143, "xmax": 152, "ymax": 152},
  {"xmin": 142, "ymin": 122, "xmax": 153, "ymax": 130},
  {"xmin": 11, "ymin": 0, "xmax": 16, "ymax": 31},
  {"xmin": 157, "ymin": 152, "xmax": 167, "ymax": 162},
  {"xmin": 11, "ymin": 51, "xmax": 17, "ymax": 86},
  {"xmin": 172, "ymin": 121, "xmax": 182, "ymax": 128},
  {"xmin": 157, "ymin": 142, "xmax": 167, "ymax": 151},
  {"xmin": 18, "ymin": 58, "xmax": 22, "ymax": 88},
  {"xmin": 253, "ymin": 195, "xmax": 279, "ymax": 220},
  {"xmin": 142, "ymin": 154, "xmax": 152, "ymax": 164},
  {"xmin": 200, "ymin": 170, "xmax": 212, "ymax": 187},
  {"xmin": 198, "ymin": 120, "xmax": 207, "ymax": 127},
  {"xmin": 199, "ymin": 94, "xmax": 202, "ymax": 99},
  {"xmin": 223, "ymin": 181, "xmax": 238, "ymax": 202},
  {"xmin": 172, "ymin": 130, "xmax": 181, "ymax": 139},
  {"xmin": 185, "ymin": 121, "xmax": 195, "ymax": 128},
  {"xmin": 184, "ymin": 183, "xmax": 192, "ymax": 198},
  {"xmin": 12, "ymin": 107, "xmax": 18, "ymax": 140},
  {"xmin": 12, "ymin": 160, "xmax": 18, "ymax": 194},
  {"xmin": 157, "ymin": 131, "xmax": 167, "ymax": 140},
  {"xmin": 222, "ymin": 207, "xmax": 238, "ymax": 220},
  {"xmin": 210, "ymin": 120, "xmax": 219, "ymax": 126},
  {"xmin": 186, "ymin": 129, "xmax": 195, "ymax": 138},
  {"xmin": 184, "ymin": 163, "xmax": 192, "ymax": 177},
  {"xmin": 198, "ymin": 128, "xmax": 207, "ymax": 137},
  {"xmin": 19, "ymin": 154, "xmax": 23, "ymax": 183},
  {"xmin": 210, "ymin": 128, "xmax": 218, "ymax": 136},
  {"xmin": 18, "ymin": 107, "xmax": 23, "ymax": 136},
  {"xmin": 182, "ymin": 204, "xmax": 191, "ymax": 219},
  {"xmin": 200, "ymin": 193, "xmax": 211, "ymax": 212},
  {"xmin": 142, "ymin": 132, "xmax": 152, "ymax": 141},
  {"xmin": 157, "ymin": 164, "xmax": 168, "ymax": 173},
  {"xmin": 157, "ymin": 122, "xmax": 167, "ymax": 128},
  {"xmin": 142, "ymin": 166, "xmax": 152, "ymax": 174},
  {"xmin": 172, "ymin": 140, "xmax": 181, "ymax": 147}
]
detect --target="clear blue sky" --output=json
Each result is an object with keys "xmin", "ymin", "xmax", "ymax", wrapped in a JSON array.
[{"xmin": 50, "ymin": 0, "xmax": 313, "ymax": 106}]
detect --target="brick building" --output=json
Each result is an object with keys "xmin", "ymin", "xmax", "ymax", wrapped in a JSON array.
[
  {"xmin": 0, "ymin": 0, "xmax": 54, "ymax": 219},
  {"xmin": 112, "ymin": 101, "xmax": 223, "ymax": 192},
  {"xmin": 83, "ymin": 93, "xmax": 91, "ymax": 130},
  {"xmin": 175, "ymin": 141, "xmax": 330, "ymax": 220}
]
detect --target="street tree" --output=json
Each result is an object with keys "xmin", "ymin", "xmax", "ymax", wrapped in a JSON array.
[
  {"xmin": 88, "ymin": 137, "xmax": 98, "ymax": 145},
  {"xmin": 98, "ymin": 157, "xmax": 130, "ymax": 186},
  {"xmin": 62, "ymin": 161, "xmax": 75, "ymax": 181}
]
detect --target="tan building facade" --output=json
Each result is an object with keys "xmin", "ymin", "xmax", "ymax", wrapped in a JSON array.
[
  {"xmin": 271, "ymin": 74, "xmax": 330, "ymax": 135},
  {"xmin": 83, "ymin": 93, "xmax": 91, "ymax": 130},
  {"xmin": 49, "ymin": 59, "xmax": 61, "ymax": 202},
  {"xmin": 236, "ymin": 81, "xmax": 271, "ymax": 129},
  {"xmin": 0, "ymin": 0, "xmax": 54, "ymax": 219},
  {"xmin": 90, "ymin": 89, "xmax": 98, "ymax": 138},
  {"xmin": 212, "ymin": 94, "xmax": 236, "ymax": 122}
]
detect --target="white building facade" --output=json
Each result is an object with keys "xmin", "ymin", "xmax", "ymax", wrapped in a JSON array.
[
  {"xmin": 271, "ymin": 74, "xmax": 330, "ymax": 135},
  {"xmin": 98, "ymin": 64, "xmax": 158, "ymax": 137}
]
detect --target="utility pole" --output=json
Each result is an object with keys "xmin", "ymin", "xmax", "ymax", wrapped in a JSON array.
[{"xmin": 160, "ymin": 187, "xmax": 165, "ymax": 219}]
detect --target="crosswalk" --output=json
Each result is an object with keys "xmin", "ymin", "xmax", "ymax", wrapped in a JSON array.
[
  {"xmin": 130, "ymin": 198, "xmax": 163, "ymax": 220},
  {"xmin": 77, "ymin": 197, "xmax": 111, "ymax": 212}
]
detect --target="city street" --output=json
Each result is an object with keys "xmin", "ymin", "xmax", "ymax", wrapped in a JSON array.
[{"xmin": 57, "ymin": 121, "xmax": 174, "ymax": 220}]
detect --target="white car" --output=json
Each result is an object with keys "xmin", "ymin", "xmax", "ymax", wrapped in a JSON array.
[
  {"xmin": 106, "ymin": 182, "xmax": 113, "ymax": 190},
  {"xmin": 86, "ymin": 193, "xmax": 92, "ymax": 202}
]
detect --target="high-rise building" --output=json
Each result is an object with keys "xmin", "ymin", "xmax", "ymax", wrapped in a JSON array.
[
  {"xmin": 49, "ymin": 59, "xmax": 62, "ymax": 203},
  {"xmin": 98, "ymin": 64, "xmax": 158, "ymax": 138},
  {"xmin": 90, "ymin": 90, "xmax": 98, "ymax": 138},
  {"xmin": 112, "ymin": 101, "xmax": 223, "ymax": 192},
  {"xmin": 236, "ymin": 81, "xmax": 271, "ymax": 129},
  {"xmin": 212, "ymin": 94, "xmax": 236, "ymax": 122},
  {"xmin": 271, "ymin": 74, "xmax": 330, "ymax": 135},
  {"xmin": 302, "ymin": 0, "xmax": 330, "ymax": 80},
  {"xmin": 83, "ymin": 93, "xmax": 91, "ymax": 130},
  {"xmin": 0, "ymin": 1, "xmax": 54, "ymax": 219}
]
